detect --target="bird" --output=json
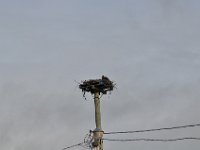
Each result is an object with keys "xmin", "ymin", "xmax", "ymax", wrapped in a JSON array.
[{"xmin": 102, "ymin": 75, "xmax": 110, "ymax": 81}]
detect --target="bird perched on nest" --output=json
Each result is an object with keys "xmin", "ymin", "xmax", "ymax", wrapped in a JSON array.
[{"xmin": 102, "ymin": 75, "xmax": 110, "ymax": 81}]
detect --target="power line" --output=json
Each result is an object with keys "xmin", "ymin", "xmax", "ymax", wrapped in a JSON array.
[
  {"xmin": 62, "ymin": 142, "xmax": 83, "ymax": 150},
  {"xmin": 61, "ymin": 123, "xmax": 200, "ymax": 149},
  {"xmin": 104, "ymin": 123, "xmax": 200, "ymax": 135},
  {"xmin": 103, "ymin": 137, "xmax": 200, "ymax": 142}
]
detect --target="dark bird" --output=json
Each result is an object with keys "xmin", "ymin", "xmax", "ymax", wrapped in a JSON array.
[{"xmin": 102, "ymin": 75, "xmax": 109, "ymax": 81}]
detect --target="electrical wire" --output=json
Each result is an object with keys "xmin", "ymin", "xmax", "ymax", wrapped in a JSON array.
[
  {"xmin": 103, "ymin": 137, "xmax": 200, "ymax": 142},
  {"xmin": 62, "ymin": 124, "xmax": 200, "ymax": 149},
  {"xmin": 62, "ymin": 142, "xmax": 83, "ymax": 150},
  {"xmin": 104, "ymin": 123, "xmax": 200, "ymax": 135}
]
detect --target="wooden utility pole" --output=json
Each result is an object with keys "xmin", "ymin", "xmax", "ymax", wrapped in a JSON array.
[{"xmin": 92, "ymin": 92, "xmax": 104, "ymax": 150}]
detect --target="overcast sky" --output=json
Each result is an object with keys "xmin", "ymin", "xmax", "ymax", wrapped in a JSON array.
[{"xmin": 0, "ymin": 0, "xmax": 200, "ymax": 150}]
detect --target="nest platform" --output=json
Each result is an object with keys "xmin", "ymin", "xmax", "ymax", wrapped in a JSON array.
[{"xmin": 79, "ymin": 76, "xmax": 115, "ymax": 95}]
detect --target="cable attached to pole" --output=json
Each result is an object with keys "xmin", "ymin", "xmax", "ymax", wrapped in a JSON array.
[
  {"xmin": 62, "ymin": 142, "xmax": 83, "ymax": 150},
  {"xmin": 103, "ymin": 137, "xmax": 200, "ymax": 142},
  {"xmin": 104, "ymin": 123, "xmax": 200, "ymax": 135}
]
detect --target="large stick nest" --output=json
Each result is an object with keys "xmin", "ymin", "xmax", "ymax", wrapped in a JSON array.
[{"xmin": 79, "ymin": 75, "xmax": 115, "ymax": 95}]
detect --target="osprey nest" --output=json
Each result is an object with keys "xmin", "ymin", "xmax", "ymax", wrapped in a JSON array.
[{"xmin": 79, "ymin": 75, "xmax": 115, "ymax": 95}]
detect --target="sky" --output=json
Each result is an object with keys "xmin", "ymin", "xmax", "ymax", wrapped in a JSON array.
[{"xmin": 0, "ymin": 0, "xmax": 200, "ymax": 150}]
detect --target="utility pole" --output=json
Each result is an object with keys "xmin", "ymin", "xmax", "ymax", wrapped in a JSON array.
[
  {"xmin": 79, "ymin": 75, "xmax": 115, "ymax": 150},
  {"xmin": 92, "ymin": 92, "xmax": 104, "ymax": 150}
]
